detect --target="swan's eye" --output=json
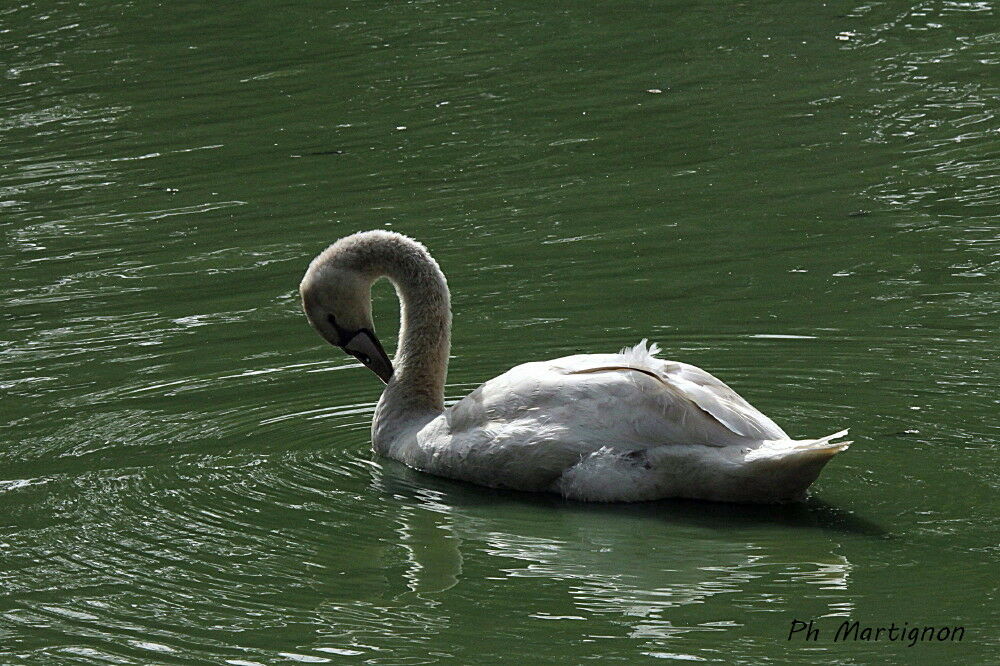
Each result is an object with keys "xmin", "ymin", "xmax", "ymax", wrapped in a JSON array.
[
  {"xmin": 356, "ymin": 353, "xmax": 371, "ymax": 364},
  {"xmin": 325, "ymin": 313, "xmax": 353, "ymax": 347}
]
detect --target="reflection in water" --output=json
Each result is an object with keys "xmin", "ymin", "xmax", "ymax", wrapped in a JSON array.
[
  {"xmin": 395, "ymin": 489, "xmax": 464, "ymax": 595},
  {"xmin": 371, "ymin": 461, "xmax": 860, "ymax": 655}
]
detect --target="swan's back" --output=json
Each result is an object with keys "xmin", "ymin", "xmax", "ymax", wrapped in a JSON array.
[{"xmin": 445, "ymin": 341, "xmax": 786, "ymax": 448}]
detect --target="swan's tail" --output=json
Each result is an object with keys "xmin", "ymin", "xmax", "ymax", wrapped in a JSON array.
[
  {"xmin": 746, "ymin": 429, "xmax": 851, "ymax": 462},
  {"xmin": 791, "ymin": 428, "xmax": 852, "ymax": 456},
  {"xmin": 735, "ymin": 429, "xmax": 851, "ymax": 501},
  {"xmin": 560, "ymin": 429, "xmax": 851, "ymax": 503}
]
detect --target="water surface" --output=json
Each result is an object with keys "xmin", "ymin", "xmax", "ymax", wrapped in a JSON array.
[{"xmin": 2, "ymin": 0, "xmax": 998, "ymax": 663}]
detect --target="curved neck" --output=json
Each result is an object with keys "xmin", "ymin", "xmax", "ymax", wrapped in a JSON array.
[
  {"xmin": 383, "ymin": 256, "xmax": 451, "ymax": 412},
  {"xmin": 333, "ymin": 233, "xmax": 449, "ymax": 453}
]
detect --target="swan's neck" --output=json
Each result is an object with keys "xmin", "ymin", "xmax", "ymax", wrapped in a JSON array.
[
  {"xmin": 365, "ymin": 236, "xmax": 451, "ymax": 453},
  {"xmin": 385, "ymin": 263, "xmax": 451, "ymax": 411}
]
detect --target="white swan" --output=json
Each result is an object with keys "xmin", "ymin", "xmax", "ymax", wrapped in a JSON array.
[{"xmin": 300, "ymin": 231, "xmax": 850, "ymax": 503}]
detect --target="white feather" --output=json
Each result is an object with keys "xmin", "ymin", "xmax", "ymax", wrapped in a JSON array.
[{"xmin": 618, "ymin": 338, "xmax": 662, "ymax": 367}]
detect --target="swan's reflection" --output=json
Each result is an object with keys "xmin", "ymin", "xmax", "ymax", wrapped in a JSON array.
[
  {"xmin": 394, "ymin": 488, "xmax": 464, "ymax": 595},
  {"xmin": 365, "ymin": 460, "xmax": 864, "ymax": 646}
]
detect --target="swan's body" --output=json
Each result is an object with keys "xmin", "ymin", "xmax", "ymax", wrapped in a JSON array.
[{"xmin": 300, "ymin": 231, "xmax": 849, "ymax": 503}]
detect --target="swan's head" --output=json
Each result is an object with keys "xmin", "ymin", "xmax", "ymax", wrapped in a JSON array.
[{"xmin": 299, "ymin": 261, "xmax": 394, "ymax": 384}]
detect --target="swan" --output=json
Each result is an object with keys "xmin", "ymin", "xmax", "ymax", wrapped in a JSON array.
[{"xmin": 299, "ymin": 230, "xmax": 850, "ymax": 503}]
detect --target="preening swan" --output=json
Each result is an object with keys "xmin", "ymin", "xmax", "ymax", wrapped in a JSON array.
[{"xmin": 300, "ymin": 231, "xmax": 850, "ymax": 503}]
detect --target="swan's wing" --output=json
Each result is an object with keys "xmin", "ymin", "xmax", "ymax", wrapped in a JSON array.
[
  {"xmin": 657, "ymin": 362, "xmax": 787, "ymax": 441},
  {"xmin": 551, "ymin": 344, "xmax": 788, "ymax": 442},
  {"xmin": 446, "ymin": 350, "xmax": 785, "ymax": 446}
]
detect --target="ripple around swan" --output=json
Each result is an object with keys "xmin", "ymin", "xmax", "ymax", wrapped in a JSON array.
[
  {"xmin": 2, "ymin": 436, "xmax": 408, "ymax": 662},
  {"xmin": 0, "ymin": 359, "xmax": 894, "ymax": 664}
]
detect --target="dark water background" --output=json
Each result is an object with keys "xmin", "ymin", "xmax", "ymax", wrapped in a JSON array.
[{"xmin": 2, "ymin": 1, "xmax": 997, "ymax": 663}]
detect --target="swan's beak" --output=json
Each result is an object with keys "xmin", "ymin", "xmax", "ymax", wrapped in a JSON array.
[{"xmin": 343, "ymin": 329, "xmax": 394, "ymax": 384}]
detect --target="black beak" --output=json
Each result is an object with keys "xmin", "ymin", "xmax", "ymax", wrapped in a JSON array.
[{"xmin": 342, "ymin": 329, "xmax": 394, "ymax": 384}]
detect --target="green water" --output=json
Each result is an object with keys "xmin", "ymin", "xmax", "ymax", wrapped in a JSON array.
[{"xmin": 2, "ymin": 0, "xmax": 998, "ymax": 663}]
